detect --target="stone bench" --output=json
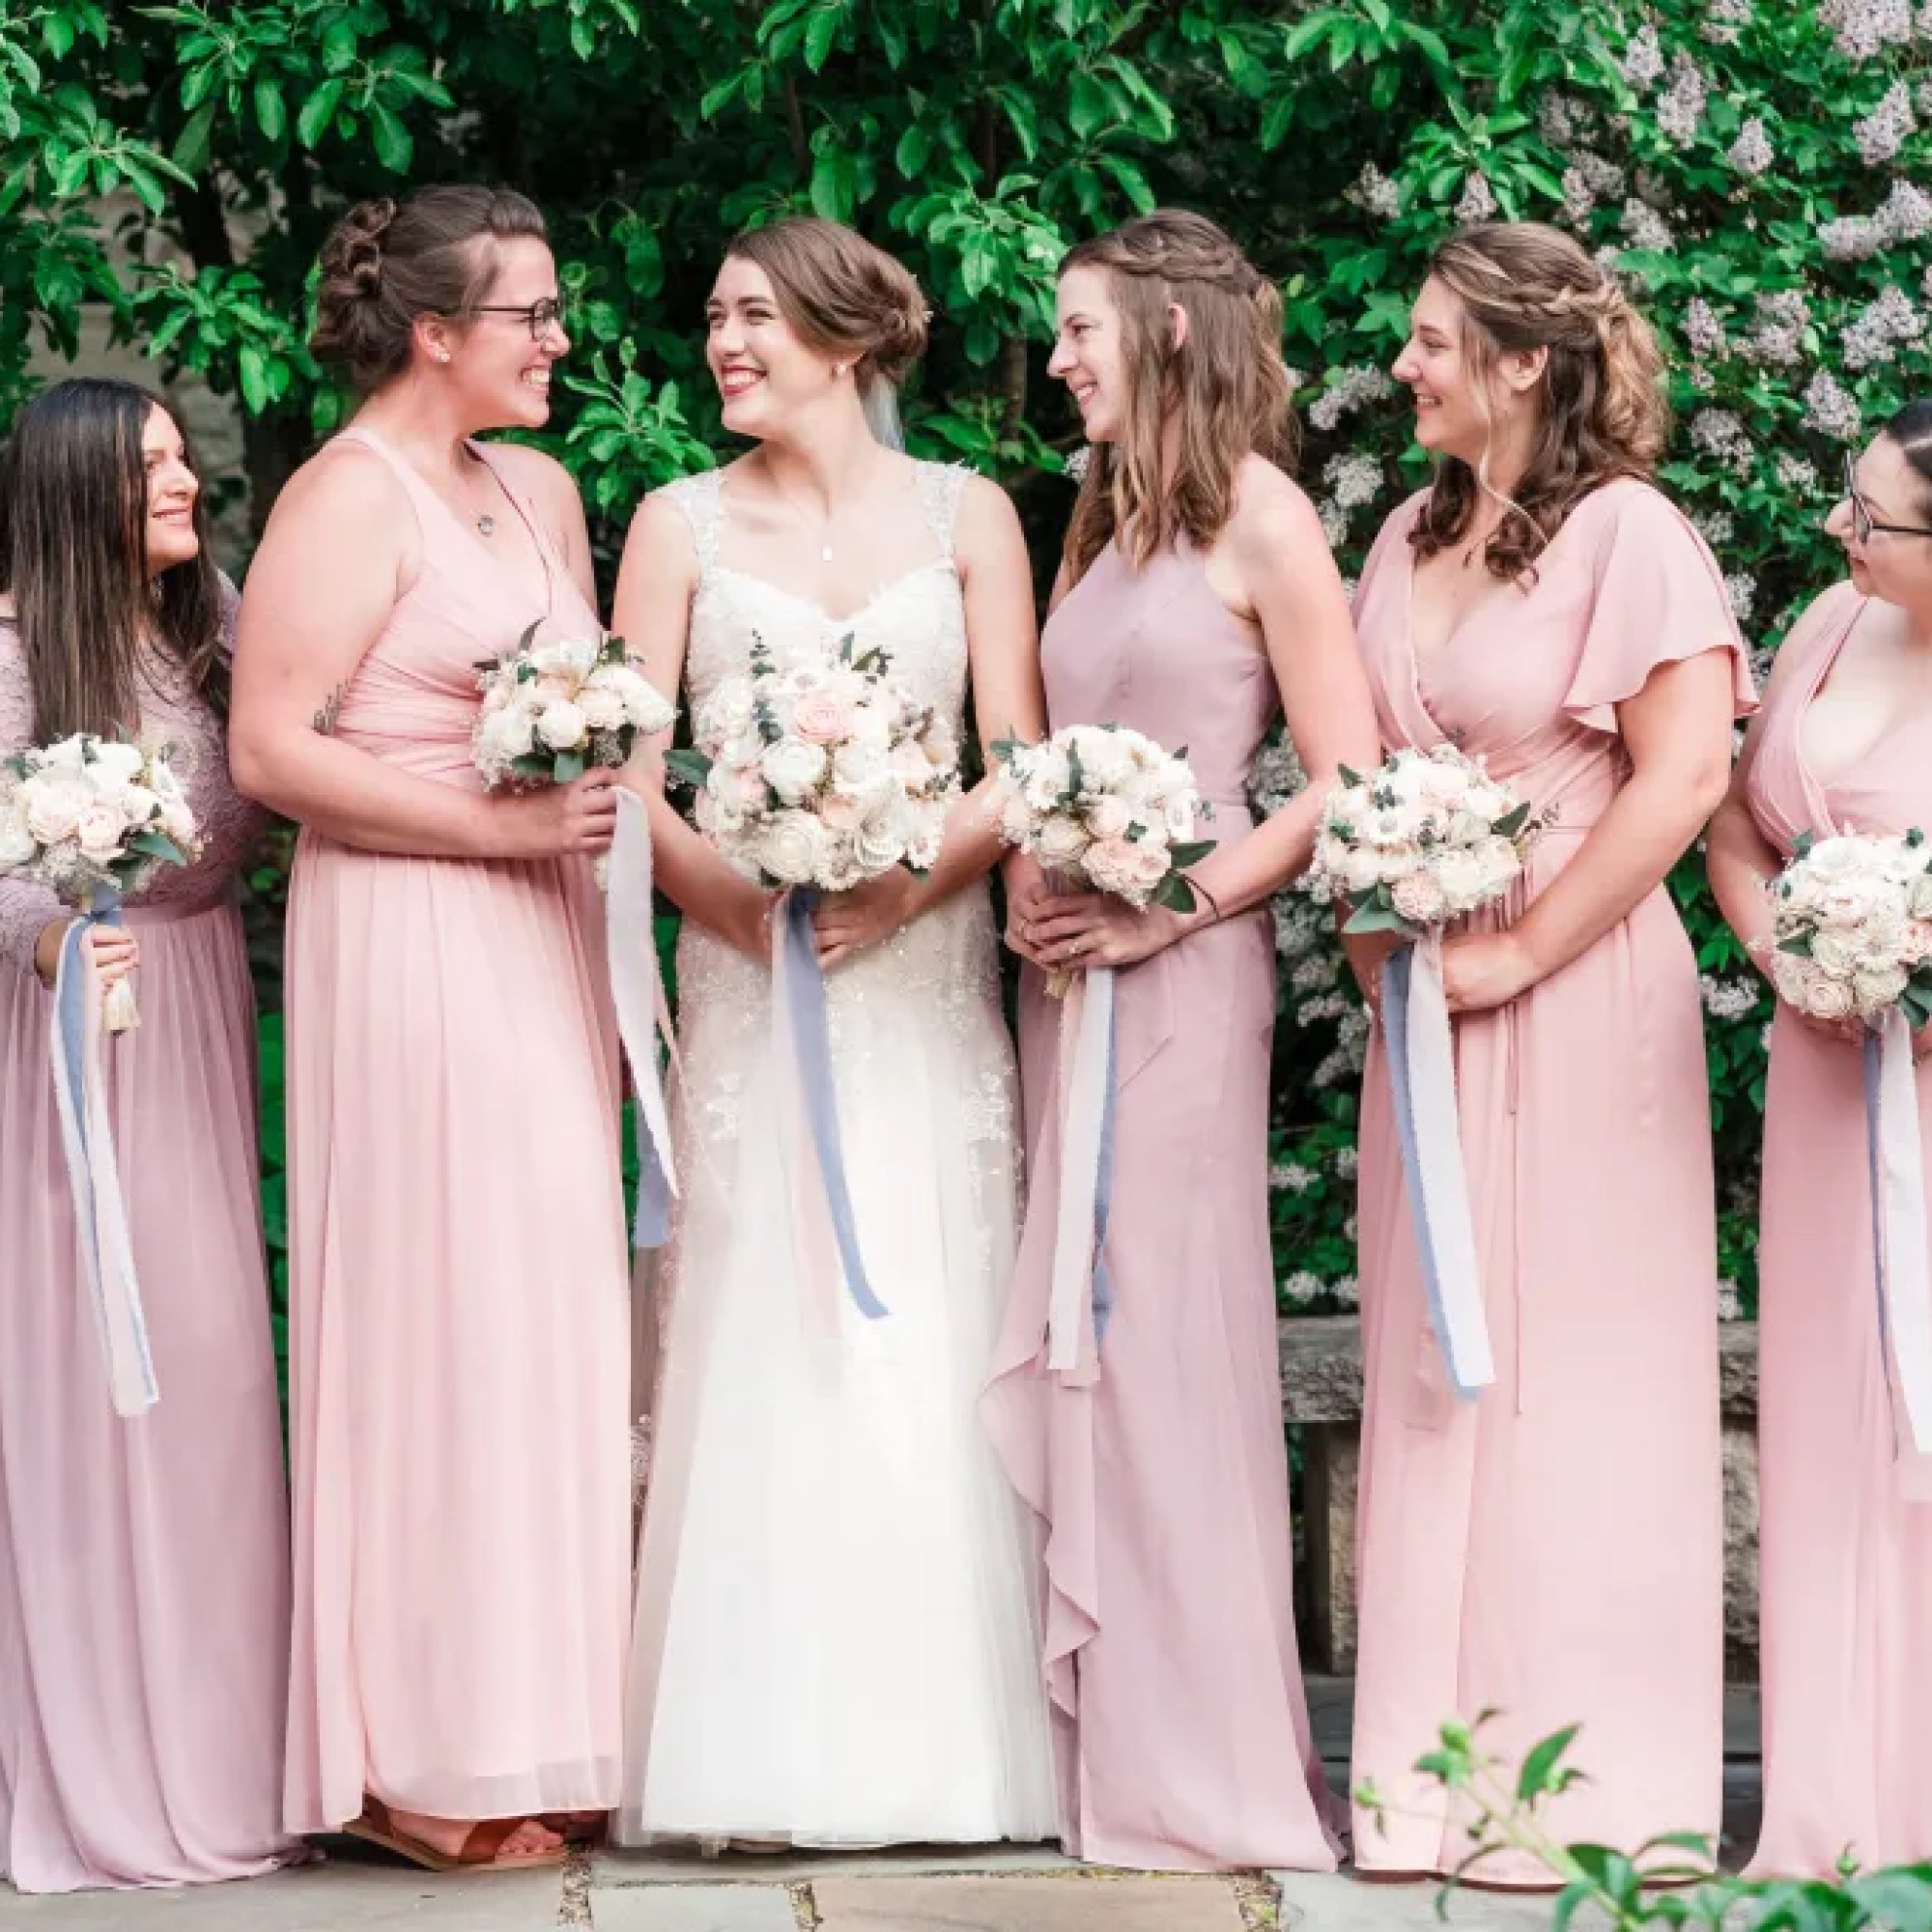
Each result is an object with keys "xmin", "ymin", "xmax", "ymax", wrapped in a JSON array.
[{"xmin": 1281, "ymin": 1316, "xmax": 1761, "ymax": 1679}]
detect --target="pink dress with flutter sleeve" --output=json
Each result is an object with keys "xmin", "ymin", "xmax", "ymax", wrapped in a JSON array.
[
  {"xmin": 1744, "ymin": 582, "xmax": 1932, "ymax": 1877},
  {"xmin": 1348, "ymin": 479, "xmax": 1754, "ymax": 1878}
]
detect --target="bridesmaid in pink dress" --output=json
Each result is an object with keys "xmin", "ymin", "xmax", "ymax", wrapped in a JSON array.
[
  {"xmin": 984, "ymin": 211, "xmax": 1381, "ymax": 1872},
  {"xmin": 1346, "ymin": 225, "xmax": 1753, "ymax": 1880},
  {"xmin": 231, "ymin": 190, "xmax": 630, "ymax": 1870},
  {"xmin": 0, "ymin": 380, "xmax": 293, "ymax": 1890},
  {"xmin": 1710, "ymin": 406, "xmax": 1932, "ymax": 1878}
]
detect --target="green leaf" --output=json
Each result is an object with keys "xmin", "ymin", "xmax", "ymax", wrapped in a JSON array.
[
  {"xmin": 1168, "ymin": 838, "xmax": 1217, "ymax": 867},
  {"xmin": 297, "ymin": 78, "xmax": 345, "ymax": 147},
  {"xmin": 1067, "ymin": 71, "xmax": 1111, "ymax": 140},
  {"xmin": 1343, "ymin": 904, "xmax": 1415, "ymax": 936},
  {"xmin": 804, "ymin": 4, "xmax": 839, "ymax": 71},
  {"xmin": 663, "ymin": 748, "xmax": 714, "ymax": 787},
  {"xmin": 1516, "ymin": 1723, "xmax": 1581, "ymax": 1802},
  {"xmin": 369, "ymin": 100, "xmax": 412, "ymax": 173},
  {"xmin": 254, "ymin": 75, "xmax": 287, "ymax": 142}
]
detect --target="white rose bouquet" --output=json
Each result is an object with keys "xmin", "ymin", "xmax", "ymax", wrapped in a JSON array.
[
  {"xmin": 472, "ymin": 624, "xmax": 674, "ymax": 790},
  {"xmin": 1306, "ymin": 744, "xmax": 1544, "ymax": 937},
  {"xmin": 993, "ymin": 723, "xmax": 1215, "ymax": 909},
  {"xmin": 1767, "ymin": 830, "xmax": 1932, "ymax": 1032},
  {"xmin": 0, "ymin": 733, "xmax": 203, "ymax": 1031},
  {"xmin": 668, "ymin": 633, "xmax": 959, "ymax": 893}
]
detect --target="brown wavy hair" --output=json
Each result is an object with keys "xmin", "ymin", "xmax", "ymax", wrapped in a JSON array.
[
  {"xmin": 1410, "ymin": 222, "xmax": 1667, "ymax": 582},
  {"xmin": 1059, "ymin": 210, "xmax": 1294, "ymax": 583},
  {"xmin": 0, "ymin": 378, "xmax": 224, "ymax": 741}
]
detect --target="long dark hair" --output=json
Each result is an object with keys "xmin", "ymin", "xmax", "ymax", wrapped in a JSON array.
[
  {"xmin": 1410, "ymin": 223, "xmax": 1668, "ymax": 583},
  {"xmin": 0, "ymin": 378, "xmax": 223, "ymax": 742}
]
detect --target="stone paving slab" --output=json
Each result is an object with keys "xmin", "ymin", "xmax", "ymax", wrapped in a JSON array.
[
  {"xmin": 811, "ymin": 1873, "xmax": 1247, "ymax": 1932},
  {"xmin": 1274, "ymin": 1873, "xmax": 1569, "ymax": 1929},
  {"xmin": 591, "ymin": 1882, "xmax": 799, "ymax": 1931},
  {"xmin": 593, "ymin": 1845, "xmax": 1077, "ymax": 1889},
  {"xmin": 0, "ymin": 1857, "xmax": 566, "ymax": 1930}
]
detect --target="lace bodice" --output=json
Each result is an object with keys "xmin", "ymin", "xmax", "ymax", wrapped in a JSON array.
[
  {"xmin": 664, "ymin": 462, "xmax": 972, "ymax": 729},
  {"xmin": 0, "ymin": 582, "xmax": 265, "ymax": 975}
]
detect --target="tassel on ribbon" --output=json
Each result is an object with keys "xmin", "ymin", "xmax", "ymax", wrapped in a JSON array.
[
  {"xmin": 1046, "ymin": 964, "xmax": 1118, "ymax": 1379},
  {"xmin": 770, "ymin": 887, "xmax": 887, "ymax": 1321},
  {"xmin": 608, "ymin": 790, "xmax": 679, "ymax": 1250},
  {"xmin": 1862, "ymin": 1012, "xmax": 1932, "ymax": 1457},
  {"xmin": 1381, "ymin": 934, "xmax": 1494, "ymax": 1402},
  {"xmin": 48, "ymin": 890, "xmax": 157, "ymax": 1417}
]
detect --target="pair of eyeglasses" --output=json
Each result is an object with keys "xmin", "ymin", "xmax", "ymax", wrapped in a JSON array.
[
  {"xmin": 468, "ymin": 296, "xmax": 569, "ymax": 342},
  {"xmin": 1843, "ymin": 453, "xmax": 1932, "ymax": 544}
]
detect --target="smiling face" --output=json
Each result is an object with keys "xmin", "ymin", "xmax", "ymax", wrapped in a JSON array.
[
  {"xmin": 1832, "ymin": 432, "xmax": 1932, "ymax": 608},
  {"xmin": 705, "ymin": 255, "xmax": 845, "ymax": 439},
  {"xmin": 140, "ymin": 405, "xmax": 200, "ymax": 576},
  {"xmin": 1391, "ymin": 275, "xmax": 1498, "ymax": 465},
  {"xmin": 1048, "ymin": 264, "xmax": 1134, "ymax": 444},
  {"xmin": 430, "ymin": 235, "xmax": 568, "ymax": 431}
]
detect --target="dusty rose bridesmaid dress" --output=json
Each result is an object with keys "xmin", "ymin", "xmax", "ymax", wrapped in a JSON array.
[
  {"xmin": 0, "ymin": 595, "xmax": 295, "ymax": 1892},
  {"xmin": 278, "ymin": 428, "xmax": 631, "ymax": 1833},
  {"xmin": 983, "ymin": 541, "xmax": 1341, "ymax": 1873},
  {"xmin": 1348, "ymin": 480, "xmax": 1753, "ymax": 1878},
  {"xmin": 1745, "ymin": 581, "xmax": 1932, "ymax": 1877}
]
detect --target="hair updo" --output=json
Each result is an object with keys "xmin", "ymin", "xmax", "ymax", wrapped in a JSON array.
[
  {"xmin": 312, "ymin": 185, "xmax": 549, "ymax": 394},
  {"xmin": 723, "ymin": 217, "xmax": 929, "ymax": 391},
  {"xmin": 1884, "ymin": 399, "xmax": 1932, "ymax": 518},
  {"xmin": 1059, "ymin": 208, "xmax": 1294, "ymax": 582},
  {"xmin": 1412, "ymin": 220, "xmax": 1668, "ymax": 582}
]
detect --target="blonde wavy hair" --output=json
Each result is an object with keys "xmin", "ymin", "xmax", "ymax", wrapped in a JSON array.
[
  {"xmin": 1412, "ymin": 221, "xmax": 1668, "ymax": 582},
  {"xmin": 1059, "ymin": 210, "xmax": 1294, "ymax": 583}
]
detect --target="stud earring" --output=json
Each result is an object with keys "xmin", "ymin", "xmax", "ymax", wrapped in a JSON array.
[{"xmin": 833, "ymin": 361, "xmax": 847, "ymax": 378}]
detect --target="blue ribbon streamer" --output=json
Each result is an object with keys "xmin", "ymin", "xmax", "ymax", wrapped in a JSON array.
[
  {"xmin": 1091, "ymin": 991, "xmax": 1118, "ymax": 1348},
  {"xmin": 634, "ymin": 1133, "xmax": 673, "ymax": 1252},
  {"xmin": 1864, "ymin": 1031, "xmax": 1898, "ymax": 1436},
  {"xmin": 783, "ymin": 888, "xmax": 888, "ymax": 1321}
]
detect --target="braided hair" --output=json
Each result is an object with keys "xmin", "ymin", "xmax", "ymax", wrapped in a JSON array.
[
  {"xmin": 1060, "ymin": 210, "xmax": 1294, "ymax": 583},
  {"xmin": 1411, "ymin": 221, "xmax": 1668, "ymax": 582}
]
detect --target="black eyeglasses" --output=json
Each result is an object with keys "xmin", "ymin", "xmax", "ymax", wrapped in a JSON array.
[
  {"xmin": 467, "ymin": 296, "xmax": 569, "ymax": 342},
  {"xmin": 1844, "ymin": 454, "xmax": 1932, "ymax": 544}
]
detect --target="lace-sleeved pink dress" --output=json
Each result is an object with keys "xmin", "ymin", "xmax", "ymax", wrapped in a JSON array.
[{"xmin": 0, "ymin": 593, "xmax": 295, "ymax": 1892}]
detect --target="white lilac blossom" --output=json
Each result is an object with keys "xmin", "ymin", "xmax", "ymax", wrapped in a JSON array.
[
  {"xmin": 1842, "ymin": 282, "xmax": 1924, "ymax": 369},
  {"xmin": 1855, "ymin": 80, "xmax": 1917, "ymax": 165},
  {"xmin": 1656, "ymin": 54, "xmax": 1710, "ymax": 146},
  {"xmin": 1776, "ymin": 451, "xmax": 1820, "ymax": 492},
  {"xmin": 1249, "ymin": 734, "xmax": 1306, "ymax": 815},
  {"xmin": 1702, "ymin": 0, "xmax": 1752, "ymax": 42},
  {"xmin": 1691, "ymin": 409, "xmax": 1754, "ymax": 477},
  {"xmin": 1621, "ymin": 22, "xmax": 1666, "ymax": 86},
  {"xmin": 1804, "ymin": 367, "xmax": 1863, "ymax": 441},
  {"xmin": 1269, "ymin": 1161, "xmax": 1319, "ymax": 1194},
  {"xmin": 1330, "ymin": 1273, "xmax": 1361, "ymax": 1309},
  {"xmin": 1562, "ymin": 151, "xmax": 1627, "ymax": 224},
  {"xmin": 1821, "ymin": 213, "xmax": 1887, "ymax": 262},
  {"xmin": 1699, "ymin": 975, "xmax": 1762, "ymax": 1021},
  {"xmin": 1727, "ymin": 117, "xmax": 1775, "ymax": 178},
  {"xmin": 1282, "ymin": 1270, "xmax": 1327, "ymax": 1306},
  {"xmin": 1317, "ymin": 499, "xmax": 1350, "ymax": 547},
  {"xmin": 1880, "ymin": 179, "xmax": 1932, "ymax": 240},
  {"xmin": 1690, "ymin": 364, "xmax": 1717, "ymax": 392},
  {"xmin": 1307, "ymin": 363, "xmax": 1395, "ymax": 433},
  {"xmin": 1347, "ymin": 161, "xmax": 1403, "ymax": 220},
  {"xmin": 1717, "ymin": 1280, "xmax": 1744, "ymax": 1322},
  {"xmin": 1819, "ymin": 0, "xmax": 1917, "ymax": 60},
  {"xmin": 1693, "ymin": 507, "xmax": 1736, "ymax": 546},
  {"xmin": 1334, "ymin": 1144, "xmax": 1359, "ymax": 1179},
  {"xmin": 1538, "ymin": 92, "xmax": 1598, "ymax": 146},
  {"xmin": 1620, "ymin": 197, "xmax": 1676, "ymax": 252},
  {"xmin": 1455, "ymin": 171, "xmax": 1498, "ymax": 225},
  {"xmin": 1291, "ymin": 954, "xmax": 1340, "ymax": 993},
  {"xmin": 1724, "ymin": 574, "xmax": 1756, "ymax": 624},
  {"xmin": 1064, "ymin": 444, "xmax": 1092, "ymax": 483},
  {"xmin": 1747, "ymin": 289, "xmax": 1811, "ymax": 364},
  {"xmin": 1684, "ymin": 298, "xmax": 1728, "ymax": 357},
  {"xmin": 1323, "ymin": 451, "xmax": 1383, "ymax": 511},
  {"xmin": 1748, "ymin": 643, "xmax": 1778, "ymax": 691}
]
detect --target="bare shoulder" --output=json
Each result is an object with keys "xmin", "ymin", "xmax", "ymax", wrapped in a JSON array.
[
  {"xmin": 1765, "ymin": 581, "xmax": 1860, "ymax": 690},
  {"xmin": 620, "ymin": 477, "xmax": 703, "ymax": 584},
  {"xmin": 487, "ymin": 440, "xmax": 584, "ymax": 526},
  {"xmin": 952, "ymin": 468, "xmax": 1023, "ymax": 553},
  {"xmin": 1227, "ymin": 452, "xmax": 1325, "ymax": 555},
  {"xmin": 267, "ymin": 438, "xmax": 410, "ymax": 538}
]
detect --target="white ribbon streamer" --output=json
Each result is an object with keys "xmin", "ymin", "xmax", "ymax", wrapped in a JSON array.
[
  {"xmin": 1048, "ymin": 965, "xmax": 1115, "ymax": 1377},
  {"xmin": 608, "ymin": 789, "xmax": 679, "ymax": 1247},
  {"xmin": 48, "ymin": 927, "xmax": 157, "ymax": 1417},
  {"xmin": 1382, "ymin": 933, "xmax": 1495, "ymax": 1401},
  {"xmin": 1867, "ymin": 1009, "xmax": 1932, "ymax": 1454}
]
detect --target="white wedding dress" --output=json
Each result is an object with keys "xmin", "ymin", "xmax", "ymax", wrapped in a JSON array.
[{"xmin": 614, "ymin": 462, "xmax": 1057, "ymax": 1849}]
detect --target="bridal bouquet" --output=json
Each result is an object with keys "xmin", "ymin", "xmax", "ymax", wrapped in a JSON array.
[
  {"xmin": 472, "ymin": 625, "xmax": 673, "ymax": 790},
  {"xmin": 1307, "ymin": 745, "xmax": 1543, "ymax": 937},
  {"xmin": 1767, "ymin": 831, "xmax": 1932, "ymax": 1031},
  {"xmin": 992, "ymin": 724, "xmax": 1215, "ymax": 915},
  {"xmin": 0, "ymin": 733, "xmax": 202, "ymax": 1032},
  {"xmin": 669, "ymin": 634, "xmax": 958, "ymax": 892}
]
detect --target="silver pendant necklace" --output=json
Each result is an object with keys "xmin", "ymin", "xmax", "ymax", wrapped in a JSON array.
[{"xmin": 475, "ymin": 513, "xmax": 497, "ymax": 538}]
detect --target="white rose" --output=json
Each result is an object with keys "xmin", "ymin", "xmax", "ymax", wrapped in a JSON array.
[
  {"xmin": 820, "ymin": 792, "xmax": 867, "ymax": 833},
  {"xmin": 1072, "ymin": 729, "xmax": 1134, "ymax": 792},
  {"xmin": 1855, "ymin": 962, "xmax": 1910, "ymax": 1013},
  {"xmin": 889, "ymin": 738, "xmax": 932, "ymax": 793},
  {"xmin": 1342, "ymin": 846, "xmax": 1385, "ymax": 895},
  {"xmin": 0, "ymin": 805, "xmax": 36, "ymax": 867},
  {"xmin": 74, "ymin": 800, "xmax": 129, "ymax": 865},
  {"xmin": 1084, "ymin": 837, "xmax": 1146, "ymax": 900},
  {"xmin": 847, "ymin": 704, "xmax": 893, "ymax": 753},
  {"xmin": 1130, "ymin": 838, "xmax": 1171, "ymax": 889},
  {"xmin": 39, "ymin": 736, "xmax": 86, "ymax": 774},
  {"xmin": 1089, "ymin": 794, "xmax": 1132, "ymax": 839},
  {"xmin": 761, "ymin": 738, "xmax": 828, "ymax": 804},
  {"xmin": 159, "ymin": 801, "xmax": 198, "ymax": 849},
  {"xmin": 1037, "ymin": 813, "xmax": 1092, "ymax": 867},
  {"xmin": 1431, "ymin": 848, "xmax": 1488, "ymax": 911},
  {"xmin": 1801, "ymin": 971, "xmax": 1858, "ymax": 1023},
  {"xmin": 536, "ymin": 699, "xmax": 588, "ymax": 753},
  {"xmin": 117, "ymin": 782, "xmax": 160, "ymax": 828},
  {"xmin": 578, "ymin": 685, "xmax": 627, "ymax": 732},
  {"xmin": 696, "ymin": 678, "xmax": 755, "ymax": 746},
  {"xmin": 759, "ymin": 810, "xmax": 830, "ymax": 886},
  {"xmin": 854, "ymin": 810, "xmax": 908, "ymax": 876},
  {"xmin": 1809, "ymin": 929, "xmax": 1859, "ymax": 978},
  {"xmin": 1392, "ymin": 870, "xmax": 1449, "ymax": 924},
  {"xmin": 23, "ymin": 777, "xmax": 87, "ymax": 846},
  {"xmin": 89, "ymin": 741, "xmax": 145, "ymax": 785},
  {"xmin": 1000, "ymin": 793, "xmax": 1036, "ymax": 846},
  {"xmin": 831, "ymin": 741, "xmax": 892, "ymax": 801},
  {"xmin": 487, "ymin": 705, "xmax": 537, "ymax": 762}
]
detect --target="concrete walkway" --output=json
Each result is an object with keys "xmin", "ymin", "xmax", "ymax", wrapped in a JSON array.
[{"xmin": 0, "ymin": 1682, "xmax": 1764, "ymax": 1930}]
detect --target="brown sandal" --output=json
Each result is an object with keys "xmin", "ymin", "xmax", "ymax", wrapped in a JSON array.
[{"xmin": 344, "ymin": 1796, "xmax": 567, "ymax": 1872}]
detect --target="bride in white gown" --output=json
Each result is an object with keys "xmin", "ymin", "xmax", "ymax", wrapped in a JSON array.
[{"xmin": 611, "ymin": 217, "xmax": 1057, "ymax": 1848}]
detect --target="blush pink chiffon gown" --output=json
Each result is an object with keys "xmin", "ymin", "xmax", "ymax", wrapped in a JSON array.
[
  {"xmin": 0, "ymin": 595, "xmax": 296, "ymax": 1891},
  {"xmin": 982, "ymin": 539, "xmax": 1341, "ymax": 1874},
  {"xmin": 277, "ymin": 429, "xmax": 631, "ymax": 1833},
  {"xmin": 1348, "ymin": 480, "xmax": 1754, "ymax": 1879},
  {"xmin": 1745, "ymin": 581, "xmax": 1932, "ymax": 1878}
]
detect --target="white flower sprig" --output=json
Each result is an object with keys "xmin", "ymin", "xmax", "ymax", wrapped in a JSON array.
[
  {"xmin": 0, "ymin": 734, "xmax": 201, "ymax": 903},
  {"xmin": 472, "ymin": 625, "xmax": 673, "ymax": 790},
  {"xmin": 1768, "ymin": 829, "xmax": 1932, "ymax": 1029}
]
